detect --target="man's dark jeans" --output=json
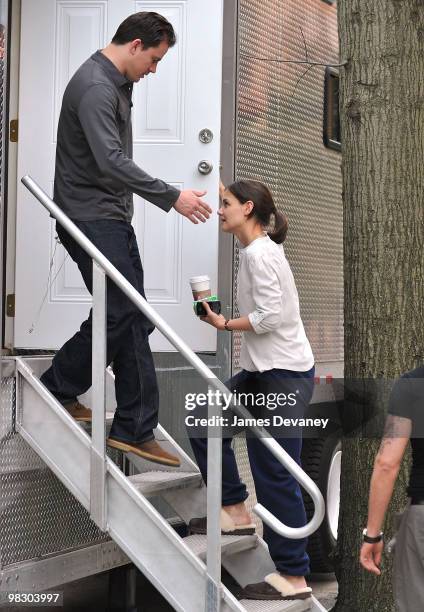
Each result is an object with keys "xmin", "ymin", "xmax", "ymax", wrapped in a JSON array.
[{"xmin": 40, "ymin": 220, "xmax": 158, "ymax": 444}]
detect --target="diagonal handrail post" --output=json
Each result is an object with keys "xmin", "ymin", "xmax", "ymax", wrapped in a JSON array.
[
  {"xmin": 90, "ymin": 262, "xmax": 107, "ymax": 530},
  {"xmin": 205, "ymin": 384, "xmax": 222, "ymax": 612}
]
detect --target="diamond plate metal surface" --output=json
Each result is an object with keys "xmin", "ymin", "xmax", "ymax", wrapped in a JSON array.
[
  {"xmin": 130, "ymin": 470, "xmax": 198, "ymax": 484},
  {"xmin": 183, "ymin": 533, "xmax": 255, "ymax": 558},
  {"xmin": 128, "ymin": 470, "xmax": 201, "ymax": 496},
  {"xmin": 233, "ymin": 0, "xmax": 342, "ymax": 370},
  {"xmin": 239, "ymin": 598, "xmax": 311, "ymax": 612},
  {"xmin": 0, "ymin": 377, "xmax": 109, "ymax": 569}
]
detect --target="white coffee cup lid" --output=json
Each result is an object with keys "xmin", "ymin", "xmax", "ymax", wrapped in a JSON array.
[{"xmin": 189, "ymin": 275, "xmax": 210, "ymax": 284}]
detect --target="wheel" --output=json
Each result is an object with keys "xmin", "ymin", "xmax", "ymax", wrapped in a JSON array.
[{"xmin": 301, "ymin": 436, "xmax": 341, "ymax": 573}]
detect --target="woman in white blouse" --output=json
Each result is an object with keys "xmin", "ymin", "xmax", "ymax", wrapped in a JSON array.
[{"xmin": 188, "ymin": 180, "xmax": 315, "ymax": 601}]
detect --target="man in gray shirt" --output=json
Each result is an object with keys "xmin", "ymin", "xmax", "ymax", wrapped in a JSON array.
[{"xmin": 41, "ymin": 12, "xmax": 211, "ymax": 466}]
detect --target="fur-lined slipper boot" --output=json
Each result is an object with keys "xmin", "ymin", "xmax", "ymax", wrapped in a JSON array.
[
  {"xmin": 188, "ymin": 509, "xmax": 256, "ymax": 535},
  {"xmin": 241, "ymin": 573, "xmax": 312, "ymax": 601}
]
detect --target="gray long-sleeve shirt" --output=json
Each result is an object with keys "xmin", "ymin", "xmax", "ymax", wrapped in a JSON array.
[{"xmin": 54, "ymin": 50, "xmax": 180, "ymax": 222}]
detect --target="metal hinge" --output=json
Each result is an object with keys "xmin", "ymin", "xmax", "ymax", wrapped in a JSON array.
[
  {"xmin": 6, "ymin": 294, "xmax": 15, "ymax": 317},
  {"xmin": 10, "ymin": 119, "xmax": 18, "ymax": 142}
]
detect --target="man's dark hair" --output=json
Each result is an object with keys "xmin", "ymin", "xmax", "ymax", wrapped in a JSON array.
[{"xmin": 112, "ymin": 12, "xmax": 176, "ymax": 48}]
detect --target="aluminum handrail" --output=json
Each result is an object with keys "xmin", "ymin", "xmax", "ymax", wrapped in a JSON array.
[{"xmin": 22, "ymin": 174, "xmax": 325, "ymax": 539}]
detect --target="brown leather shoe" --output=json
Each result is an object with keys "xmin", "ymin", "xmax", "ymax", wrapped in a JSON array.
[
  {"xmin": 63, "ymin": 401, "xmax": 92, "ymax": 422},
  {"xmin": 106, "ymin": 437, "xmax": 181, "ymax": 467}
]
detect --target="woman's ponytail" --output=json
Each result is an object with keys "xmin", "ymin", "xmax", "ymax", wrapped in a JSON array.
[{"xmin": 268, "ymin": 210, "xmax": 288, "ymax": 244}]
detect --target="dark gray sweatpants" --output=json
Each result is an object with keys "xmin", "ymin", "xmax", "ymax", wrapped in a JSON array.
[{"xmin": 394, "ymin": 504, "xmax": 424, "ymax": 611}]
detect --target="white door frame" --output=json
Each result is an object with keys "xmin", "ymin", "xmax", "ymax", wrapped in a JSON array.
[{"xmin": 3, "ymin": 0, "xmax": 21, "ymax": 351}]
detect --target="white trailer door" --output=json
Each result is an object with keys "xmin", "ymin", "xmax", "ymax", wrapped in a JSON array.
[{"xmin": 15, "ymin": 0, "xmax": 222, "ymax": 351}]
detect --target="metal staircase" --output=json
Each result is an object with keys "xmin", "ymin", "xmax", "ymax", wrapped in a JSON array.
[{"xmin": 15, "ymin": 176, "xmax": 328, "ymax": 612}]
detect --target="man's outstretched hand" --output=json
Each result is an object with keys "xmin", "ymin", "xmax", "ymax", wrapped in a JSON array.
[{"xmin": 173, "ymin": 190, "xmax": 212, "ymax": 224}]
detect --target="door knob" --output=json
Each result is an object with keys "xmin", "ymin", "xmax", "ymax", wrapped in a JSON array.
[{"xmin": 198, "ymin": 160, "xmax": 213, "ymax": 175}]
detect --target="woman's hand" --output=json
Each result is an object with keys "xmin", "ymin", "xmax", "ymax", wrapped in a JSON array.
[
  {"xmin": 199, "ymin": 301, "xmax": 226, "ymax": 330},
  {"xmin": 219, "ymin": 180, "xmax": 225, "ymax": 199}
]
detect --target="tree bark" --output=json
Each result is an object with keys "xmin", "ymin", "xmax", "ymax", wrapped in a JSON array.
[{"xmin": 335, "ymin": 1, "xmax": 424, "ymax": 611}]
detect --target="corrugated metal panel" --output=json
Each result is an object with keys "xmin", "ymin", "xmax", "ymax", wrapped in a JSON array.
[
  {"xmin": 233, "ymin": 0, "xmax": 342, "ymax": 370},
  {"xmin": 232, "ymin": 0, "xmax": 342, "ymax": 545}
]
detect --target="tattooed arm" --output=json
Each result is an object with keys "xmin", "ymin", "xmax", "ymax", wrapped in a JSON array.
[{"xmin": 360, "ymin": 414, "xmax": 411, "ymax": 575}]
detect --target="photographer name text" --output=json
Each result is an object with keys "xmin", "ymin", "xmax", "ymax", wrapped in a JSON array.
[{"xmin": 185, "ymin": 415, "xmax": 329, "ymax": 429}]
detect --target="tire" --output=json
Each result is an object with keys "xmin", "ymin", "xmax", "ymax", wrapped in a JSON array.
[{"xmin": 301, "ymin": 436, "xmax": 341, "ymax": 573}]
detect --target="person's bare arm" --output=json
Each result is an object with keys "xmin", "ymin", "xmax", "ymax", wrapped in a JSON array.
[{"xmin": 360, "ymin": 415, "xmax": 411, "ymax": 575}]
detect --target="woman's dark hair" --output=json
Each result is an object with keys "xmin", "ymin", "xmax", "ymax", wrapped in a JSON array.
[
  {"xmin": 112, "ymin": 12, "xmax": 176, "ymax": 48},
  {"xmin": 227, "ymin": 180, "xmax": 288, "ymax": 244}
]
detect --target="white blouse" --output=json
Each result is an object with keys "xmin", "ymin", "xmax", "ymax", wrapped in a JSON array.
[{"xmin": 237, "ymin": 235, "xmax": 314, "ymax": 373}]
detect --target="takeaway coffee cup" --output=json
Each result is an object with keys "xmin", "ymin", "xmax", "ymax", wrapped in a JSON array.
[
  {"xmin": 190, "ymin": 276, "xmax": 221, "ymax": 316},
  {"xmin": 189, "ymin": 275, "xmax": 211, "ymax": 301}
]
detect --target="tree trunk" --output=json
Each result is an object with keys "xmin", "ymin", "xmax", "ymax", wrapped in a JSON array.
[{"xmin": 335, "ymin": 1, "xmax": 424, "ymax": 611}]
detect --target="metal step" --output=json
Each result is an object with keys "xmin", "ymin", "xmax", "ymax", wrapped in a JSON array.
[
  {"xmin": 124, "ymin": 434, "xmax": 200, "ymax": 475},
  {"xmin": 238, "ymin": 599, "xmax": 311, "ymax": 612},
  {"xmin": 184, "ymin": 533, "xmax": 258, "ymax": 560},
  {"xmin": 128, "ymin": 470, "xmax": 202, "ymax": 496},
  {"xmin": 182, "ymin": 535, "xmax": 312, "ymax": 612}
]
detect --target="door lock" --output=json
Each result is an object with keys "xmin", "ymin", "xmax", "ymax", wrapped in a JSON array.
[{"xmin": 198, "ymin": 160, "xmax": 213, "ymax": 175}]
